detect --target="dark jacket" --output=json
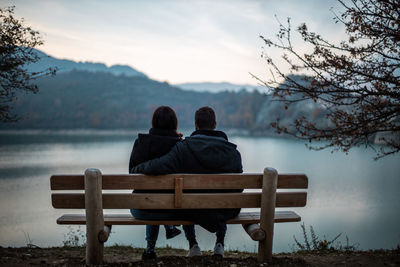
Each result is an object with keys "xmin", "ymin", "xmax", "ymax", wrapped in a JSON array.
[
  {"xmin": 129, "ymin": 128, "xmax": 181, "ymax": 198},
  {"xmin": 134, "ymin": 129, "xmax": 242, "ymax": 174},
  {"xmin": 133, "ymin": 129, "xmax": 243, "ymax": 232},
  {"xmin": 129, "ymin": 128, "xmax": 181, "ymax": 173}
]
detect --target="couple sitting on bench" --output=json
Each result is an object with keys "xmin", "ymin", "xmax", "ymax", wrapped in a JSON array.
[{"xmin": 129, "ymin": 106, "xmax": 243, "ymax": 260}]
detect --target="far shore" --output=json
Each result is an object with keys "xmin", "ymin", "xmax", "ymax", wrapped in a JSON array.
[{"xmin": 1, "ymin": 128, "xmax": 396, "ymax": 146}]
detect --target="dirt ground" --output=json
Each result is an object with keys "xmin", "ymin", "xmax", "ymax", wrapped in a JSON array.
[{"xmin": 0, "ymin": 246, "xmax": 399, "ymax": 266}]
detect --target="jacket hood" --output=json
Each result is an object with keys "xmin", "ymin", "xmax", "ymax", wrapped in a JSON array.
[
  {"xmin": 190, "ymin": 129, "xmax": 228, "ymax": 140},
  {"xmin": 149, "ymin": 128, "xmax": 179, "ymax": 137},
  {"xmin": 184, "ymin": 135, "xmax": 240, "ymax": 171},
  {"xmin": 137, "ymin": 128, "xmax": 180, "ymax": 143}
]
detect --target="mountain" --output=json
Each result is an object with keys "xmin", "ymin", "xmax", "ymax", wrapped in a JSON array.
[
  {"xmin": 2, "ymin": 70, "xmax": 266, "ymax": 130},
  {"xmin": 2, "ymin": 51, "xmax": 328, "ymax": 133},
  {"xmin": 26, "ymin": 49, "xmax": 147, "ymax": 78},
  {"xmin": 175, "ymin": 82, "xmax": 265, "ymax": 93}
]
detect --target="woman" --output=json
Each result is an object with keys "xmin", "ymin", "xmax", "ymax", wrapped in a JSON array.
[{"xmin": 129, "ymin": 106, "xmax": 182, "ymax": 260}]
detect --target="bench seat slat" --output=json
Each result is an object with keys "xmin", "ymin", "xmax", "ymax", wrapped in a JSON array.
[
  {"xmin": 52, "ymin": 192, "xmax": 307, "ymax": 209},
  {"xmin": 50, "ymin": 174, "xmax": 308, "ymax": 190},
  {"xmin": 56, "ymin": 211, "xmax": 301, "ymax": 225}
]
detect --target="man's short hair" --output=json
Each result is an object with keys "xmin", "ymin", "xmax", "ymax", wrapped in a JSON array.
[{"xmin": 195, "ymin": 106, "xmax": 216, "ymax": 129}]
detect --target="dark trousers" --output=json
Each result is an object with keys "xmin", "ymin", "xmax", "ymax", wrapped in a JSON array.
[{"xmin": 130, "ymin": 209, "xmax": 227, "ymax": 243}]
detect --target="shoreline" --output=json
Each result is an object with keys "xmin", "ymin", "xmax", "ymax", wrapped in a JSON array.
[{"xmin": 1, "ymin": 246, "xmax": 399, "ymax": 266}]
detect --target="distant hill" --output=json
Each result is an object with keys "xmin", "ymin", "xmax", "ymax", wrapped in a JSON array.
[
  {"xmin": 1, "ymin": 70, "xmax": 266, "ymax": 130},
  {"xmin": 1, "ymin": 51, "xmax": 329, "ymax": 134},
  {"xmin": 175, "ymin": 82, "xmax": 265, "ymax": 93},
  {"xmin": 26, "ymin": 49, "xmax": 147, "ymax": 78}
]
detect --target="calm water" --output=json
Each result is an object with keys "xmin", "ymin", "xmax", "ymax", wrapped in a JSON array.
[{"xmin": 0, "ymin": 130, "xmax": 399, "ymax": 252}]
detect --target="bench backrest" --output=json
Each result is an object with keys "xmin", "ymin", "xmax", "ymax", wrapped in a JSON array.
[{"xmin": 51, "ymin": 172, "xmax": 308, "ymax": 210}]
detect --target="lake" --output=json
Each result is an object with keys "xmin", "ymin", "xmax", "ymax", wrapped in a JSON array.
[{"xmin": 0, "ymin": 130, "xmax": 399, "ymax": 253}]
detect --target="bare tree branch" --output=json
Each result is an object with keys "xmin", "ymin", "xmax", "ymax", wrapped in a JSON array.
[
  {"xmin": 257, "ymin": 0, "xmax": 400, "ymax": 159},
  {"xmin": 0, "ymin": 6, "xmax": 56, "ymax": 122}
]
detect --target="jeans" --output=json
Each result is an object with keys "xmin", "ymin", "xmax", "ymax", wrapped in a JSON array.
[{"xmin": 130, "ymin": 209, "xmax": 227, "ymax": 243}]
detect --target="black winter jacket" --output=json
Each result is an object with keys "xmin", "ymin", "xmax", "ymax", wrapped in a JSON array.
[
  {"xmin": 133, "ymin": 129, "xmax": 242, "ymax": 174},
  {"xmin": 129, "ymin": 128, "xmax": 181, "ymax": 173},
  {"xmin": 133, "ymin": 129, "xmax": 243, "ymax": 232}
]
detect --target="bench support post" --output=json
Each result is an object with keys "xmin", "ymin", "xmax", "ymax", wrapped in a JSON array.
[
  {"xmin": 258, "ymin": 167, "xmax": 278, "ymax": 262},
  {"xmin": 85, "ymin": 168, "xmax": 104, "ymax": 265}
]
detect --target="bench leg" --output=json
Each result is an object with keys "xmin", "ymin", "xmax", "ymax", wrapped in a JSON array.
[
  {"xmin": 258, "ymin": 167, "xmax": 278, "ymax": 262},
  {"xmin": 85, "ymin": 168, "xmax": 105, "ymax": 265}
]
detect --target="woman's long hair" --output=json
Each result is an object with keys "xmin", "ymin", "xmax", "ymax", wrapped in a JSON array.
[{"xmin": 152, "ymin": 106, "xmax": 178, "ymax": 131}]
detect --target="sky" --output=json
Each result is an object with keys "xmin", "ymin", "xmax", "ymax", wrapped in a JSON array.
[{"xmin": 3, "ymin": 0, "xmax": 346, "ymax": 85}]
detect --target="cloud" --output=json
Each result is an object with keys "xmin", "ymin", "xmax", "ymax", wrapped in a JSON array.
[{"xmin": 5, "ymin": 0, "xmax": 347, "ymax": 84}]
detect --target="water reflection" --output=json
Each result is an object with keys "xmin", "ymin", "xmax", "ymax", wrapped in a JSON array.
[{"xmin": 0, "ymin": 131, "xmax": 399, "ymax": 252}]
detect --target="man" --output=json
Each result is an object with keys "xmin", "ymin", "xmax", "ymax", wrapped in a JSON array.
[{"xmin": 133, "ymin": 106, "xmax": 243, "ymax": 258}]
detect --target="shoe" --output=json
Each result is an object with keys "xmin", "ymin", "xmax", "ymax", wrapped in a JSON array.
[
  {"xmin": 187, "ymin": 244, "xmax": 202, "ymax": 257},
  {"xmin": 213, "ymin": 243, "xmax": 224, "ymax": 257},
  {"xmin": 141, "ymin": 250, "xmax": 157, "ymax": 260},
  {"xmin": 166, "ymin": 227, "xmax": 181, "ymax": 239}
]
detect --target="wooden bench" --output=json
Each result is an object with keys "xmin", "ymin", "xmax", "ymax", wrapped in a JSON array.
[{"xmin": 50, "ymin": 167, "xmax": 308, "ymax": 264}]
